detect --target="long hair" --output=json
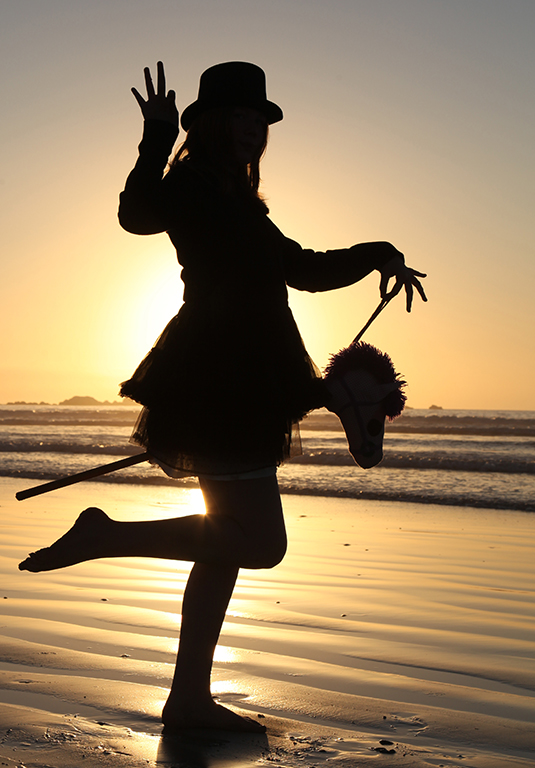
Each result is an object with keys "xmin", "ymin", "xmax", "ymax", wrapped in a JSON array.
[{"xmin": 170, "ymin": 107, "xmax": 268, "ymax": 201}]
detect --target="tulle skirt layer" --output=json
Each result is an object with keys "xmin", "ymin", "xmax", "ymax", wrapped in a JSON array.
[{"xmin": 120, "ymin": 298, "xmax": 326, "ymax": 476}]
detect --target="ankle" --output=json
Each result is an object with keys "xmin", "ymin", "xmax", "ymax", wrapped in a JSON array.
[{"xmin": 164, "ymin": 686, "xmax": 212, "ymax": 711}]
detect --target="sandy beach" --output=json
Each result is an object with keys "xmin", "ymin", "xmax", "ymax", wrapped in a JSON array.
[{"xmin": 1, "ymin": 475, "xmax": 534, "ymax": 766}]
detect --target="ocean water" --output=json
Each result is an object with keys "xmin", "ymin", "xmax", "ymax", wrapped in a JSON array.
[{"xmin": 1, "ymin": 405, "xmax": 534, "ymax": 512}]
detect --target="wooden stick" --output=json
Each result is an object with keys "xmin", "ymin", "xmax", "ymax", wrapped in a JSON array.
[
  {"xmin": 16, "ymin": 452, "xmax": 151, "ymax": 501},
  {"xmin": 352, "ymin": 296, "xmax": 393, "ymax": 345}
]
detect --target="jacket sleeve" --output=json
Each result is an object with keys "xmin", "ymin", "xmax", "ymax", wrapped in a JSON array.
[
  {"xmin": 281, "ymin": 236, "xmax": 401, "ymax": 292},
  {"xmin": 118, "ymin": 120, "xmax": 180, "ymax": 235}
]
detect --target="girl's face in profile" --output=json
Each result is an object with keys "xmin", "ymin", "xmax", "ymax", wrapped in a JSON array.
[{"xmin": 231, "ymin": 107, "xmax": 267, "ymax": 166}]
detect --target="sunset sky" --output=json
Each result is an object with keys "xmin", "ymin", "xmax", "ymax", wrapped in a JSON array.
[{"xmin": 1, "ymin": 0, "xmax": 533, "ymax": 409}]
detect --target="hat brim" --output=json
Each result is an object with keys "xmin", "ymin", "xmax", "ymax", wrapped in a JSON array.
[{"xmin": 181, "ymin": 99, "xmax": 283, "ymax": 132}]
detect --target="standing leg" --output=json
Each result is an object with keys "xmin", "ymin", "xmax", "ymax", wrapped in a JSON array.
[
  {"xmin": 162, "ymin": 475, "xmax": 286, "ymax": 731},
  {"xmin": 161, "ymin": 562, "xmax": 257, "ymax": 730}
]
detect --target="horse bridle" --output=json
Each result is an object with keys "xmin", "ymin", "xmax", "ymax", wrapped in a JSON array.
[{"xmin": 337, "ymin": 377, "xmax": 384, "ymax": 458}]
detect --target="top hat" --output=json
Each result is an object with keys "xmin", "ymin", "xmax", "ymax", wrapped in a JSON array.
[{"xmin": 181, "ymin": 62, "xmax": 283, "ymax": 131}]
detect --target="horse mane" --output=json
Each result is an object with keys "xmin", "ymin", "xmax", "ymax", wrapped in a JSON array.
[{"xmin": 324, "ymin": 341, "xmax": 407, "ymax": 419}]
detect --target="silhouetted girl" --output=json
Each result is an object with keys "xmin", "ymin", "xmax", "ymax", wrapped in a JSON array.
[{"xmin": 20, "ymin": 61, "xmax": 426, "ymax": 732}]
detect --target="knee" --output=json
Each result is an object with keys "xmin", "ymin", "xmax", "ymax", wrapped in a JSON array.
[
  {"xmin": 244, "ymin": 535, "xmax": 287, "ymax": 570},
  {"xmin": 261, "ymin": 537, "xmax": 287, "ymax": 568}
]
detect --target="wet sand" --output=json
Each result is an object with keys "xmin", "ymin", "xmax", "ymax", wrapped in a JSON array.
[{"xmin": 1, "ymin": 475, "xmax": 534, "ymax": 766}]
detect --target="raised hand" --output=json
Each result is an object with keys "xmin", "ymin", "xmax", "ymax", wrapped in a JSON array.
[
  {"xmin": 379, "ymin": 255, "xmax": 427, "ymax": 313},
  {"xmin": 131, "ymin": 61, "xmax": 178, "ymax": 127}
]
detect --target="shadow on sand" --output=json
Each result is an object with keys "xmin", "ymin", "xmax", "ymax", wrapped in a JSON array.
[{"xmin": 157, "ymin": 727, "xmax": 269, "ymax": 767}]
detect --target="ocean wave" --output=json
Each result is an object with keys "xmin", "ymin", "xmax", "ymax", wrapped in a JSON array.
[
  {"xmin": 292, "ymin": 452, "xmax": 535, "ymax": 474},
  {"xmin": 0, "ymin": 417, "xmax": 138, "ymax": 428},
  {"xmin": 2, "ymin": 440, "xmax": 534, "ymax": 475},
  {"xmin": 3, "ymin": 406, "xmax": 535, "ymax": 513},
  {"xmin": 387, "ymin": 422, "xmax": 535, "ymax": 437},
  {"xmin": 0, "ymin": 440, "xmax": 135, "ymax": 457},
  {"xmin": 0, "ymin": 406, "xmax": 139, "ymax": 427},
  {"xmin": 2, "ymin": 406, "xmax": 535, "ymax": 436},
  {"xmin": 7, "ymin": 464, "xmax": 535, "ymax": 513}
]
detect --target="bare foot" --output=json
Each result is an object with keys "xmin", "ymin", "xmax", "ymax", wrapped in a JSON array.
[
  {"xmin": 162, "ymin": 698, "xmax": 266, "ymax": 733},
  {"xmin": 18, "ymin": 507, "xmax": 112, "ymax": 572}
]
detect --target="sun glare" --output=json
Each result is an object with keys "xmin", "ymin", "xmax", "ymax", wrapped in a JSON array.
[
  {"xmin": 91, "ymin": 241, "xmax": 186, "ymax": 387},
  {"xmin": 187, "ymin": 488, "xmax": 207, "ymax": 516},
  {"xmin": 213, "ymin": 645, "xmax": 240, "ymax": 665}
]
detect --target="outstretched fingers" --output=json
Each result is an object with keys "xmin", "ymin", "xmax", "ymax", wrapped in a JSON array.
[
  {"xmin": 380, "ymin": 257, "xmax": 427, "ymax": 313},
  {"xmin": 411, "ymin": 269, "xmax": 427, "ymax": 305},
  {"xmin": 397, "ymin": 268, "xmax": 428, "ymax": 312},
  {"xmin": 144, "ymin": 65, "xmax": 156, "ymax": 99},
  {"xmin": 131, "ymin": 86, "xmax": 145, "ymax": 109},
  {"xmin": 131, "ymin": 64, "xmax": 157, "ymax": 108},
  {"xmin": 130, "ymin": 62, "xmax": 178, "ymax": 126},
  {"xmin": 403, "ymin": 279, "xmax": 414, "ymax": 312},
  {"xmin": 156, "ymin": 60, "xmax": 166, "ymax": 96}
]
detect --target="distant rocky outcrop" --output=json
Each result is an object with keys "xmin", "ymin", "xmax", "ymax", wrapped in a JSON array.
[
  {"xmin": 428, "ymin": 404, "xmax": 443, "ymax": 410},
  {"xmin": 59, "ymin": 396, "xmax": 125, "ymax": 406},
  {"xmin": 4, "ymin": 396, "xmax": 133, "ymax": 406}
]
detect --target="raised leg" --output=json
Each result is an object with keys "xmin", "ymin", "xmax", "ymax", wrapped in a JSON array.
[{"xmin": 18, "ymin": 476, "xmax": 286, "ymax": 572}]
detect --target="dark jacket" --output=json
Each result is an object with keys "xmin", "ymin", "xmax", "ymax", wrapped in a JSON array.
[{"xmin": 118, "ymin": 120, "xmax": 394, "ymax": 475}]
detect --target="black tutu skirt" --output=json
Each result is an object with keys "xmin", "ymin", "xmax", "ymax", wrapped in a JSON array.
[{"xmin": 120, "ymin": 296, "xmax": 326, "ymax": 476}]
